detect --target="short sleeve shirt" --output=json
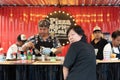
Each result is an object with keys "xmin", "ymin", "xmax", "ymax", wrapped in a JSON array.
[
  {"xmin": 28, "ymin": 34, "xmax": 61, "ymax": 49},
  {"xmin": 63, "ymin": 41, "xmax": 96, "ymax": 80},
  {"xmin": 6, "ymin": 44, "xmax": 22, "ymax": 59}
]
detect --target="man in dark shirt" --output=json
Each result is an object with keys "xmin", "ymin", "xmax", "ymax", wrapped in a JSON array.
[
  {"xmin": 91, "ymin": 26, "xmax": 108, "ymax": 60},
  {"xmin": 22, "ymin": 19, "xmax": 62, "ymax": 80},
  {"xmin": 23, "ymin": 19, "xmax": 61, "ymax": 56}
]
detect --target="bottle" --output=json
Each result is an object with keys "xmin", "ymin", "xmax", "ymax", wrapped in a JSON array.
[
  {"xmin": 23, "ymin": 51, "xmax": 27, "ymax": 60},
  {"xmin": 27, "ymin": 49, "xmax": 32, "ymax": 60},
  {"xmin": 40, "ymin": 46, "xmax": 45, "ymax": 61},
  {"xmin": 21, "ymin": 54, "xmax": 25, "ymax": 63},
  {"xmin": 32, "ymin": 49, "xmax": 36, "ymax": 61},
  {"xmin": 41, "ymin": 55, "xmax": 45, "ymax": 61},
  {"xmin": 12, "ymin": 52, "xmax": 17, "ymax": 59},
  {"xmin": 17, "ymin": 50, "xmax": 21, "ymax": 59}
]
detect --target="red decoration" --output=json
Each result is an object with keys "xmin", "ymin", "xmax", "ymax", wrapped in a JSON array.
[{"xmin": 0, "ymin": 6, "xmax": 120, "ymax": 53}]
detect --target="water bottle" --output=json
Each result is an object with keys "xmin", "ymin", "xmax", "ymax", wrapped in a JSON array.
[
  {"xmin": 21, "ymin": 54, "xmax": 25, "ymax": 63},
  {"xmin": 17, "ymin": 50, "xmax": 21, "ymax": 59},
  {"xmin": 103, "ymin": 51, "xmax": 111, "ymax": 60},
  {"xmin": 32, "ymin": 49, "xmax": 36, "ymax": 61},
  {"xmin": 27, "ymin": 50, "xmax": 32, "ymax": 60},
  {"xmin": 41, "ymin": 55, "xmax": 45, "ymax": 61}
]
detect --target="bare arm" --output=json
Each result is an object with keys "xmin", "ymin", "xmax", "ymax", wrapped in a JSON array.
[
  {"xmin": 53, "ymin": 46, "xmax": 63, "ymax": 54},
  {"xmin": 63, "ymin": 66, "xmax": 69, "ymax": 80},
  {"xmin": 22, "ymin": 42, "xmax": 35, "ymax": 51}
]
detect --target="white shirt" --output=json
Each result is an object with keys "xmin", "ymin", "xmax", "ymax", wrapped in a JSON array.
[
  {"xmin": 103, "ymin": 43, "xmax": 120, "ymax": 55},
  {"xmin": 6, "ymin": 44, "xmax": 23, "ymax": 59}
]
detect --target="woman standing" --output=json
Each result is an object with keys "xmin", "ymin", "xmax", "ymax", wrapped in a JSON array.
[{"xmin": 63, "ymin": 25, "xmax": 96, "ymax": 80}]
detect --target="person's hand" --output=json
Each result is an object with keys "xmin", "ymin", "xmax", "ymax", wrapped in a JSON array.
[
  {"xmin": 26, "ymin": 42, "xmax": 35, "ymax": 49},
  {"xmin": 51, "ymin": 48, "xmax": 57, "ymax": 53},
  {"xmin": 42, "ymin": 47, "xmax": 51, "ymax": 55},
  {"xmin": 0, "ymin": 48, "xmax": 3, "ymax": 51},
  {"xmin": 34, "ymin": 49, "xmax": 40, "ymax": 54},
  {"xmin": 22, "ymin": 42, "xmax": 35, "ymax": 51}
]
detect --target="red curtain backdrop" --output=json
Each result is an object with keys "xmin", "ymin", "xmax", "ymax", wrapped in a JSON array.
[{"xmin": 0, "ymin": 6, "xmax": 120, "ymax": 53}]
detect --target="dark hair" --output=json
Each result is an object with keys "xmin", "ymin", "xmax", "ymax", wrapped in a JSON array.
[
  {"xmin": 17, "ymin": 35, "xmax": 21, "ymax": 42},
  {"xmin": 112, "ymin": 30, "xmax": 120, "ymax": 39},
  {"xmin": 67, "ymin": 25, "xmax": 87, "ymax": 43},
  {"xmin": 38, "ymin": 19, "xmax": 50, "ymax": 28}
]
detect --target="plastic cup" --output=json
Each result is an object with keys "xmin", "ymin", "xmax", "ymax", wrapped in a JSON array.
[
  {"xmin": 103, "ymin": 51, "xmax": 111, "ymax": 60},
  {"xmin": 94, "ymin": 49, "xmax": 98, "ymax": 55}
]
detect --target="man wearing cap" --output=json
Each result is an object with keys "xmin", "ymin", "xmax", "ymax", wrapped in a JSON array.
[
  {"xmin": 91, "ymin": 26, "xmax": 108, "ymax": 60},
  {"xmin": 25, "ymin": 19, "xmax": 61, "ymax": 56},
  {"xmin": 6, "ymin": 34, "xmax": 27, "ymax": 59},
  {"xmin": 24, "ymin": 19, "xmax": 62, "ymax": 80}
]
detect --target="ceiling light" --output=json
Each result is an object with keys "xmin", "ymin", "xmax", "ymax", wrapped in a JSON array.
[
  {"xmin": 14, "ymin": 4, "xmax": 16, "ymax": 6},
  {"xmin": 82, "ymin": 4, "xmax": 84, "ymax": 6},
  {"xmin": 27, "ymin": 4, "xmax": 30, "ymax": 6},
  {"xmin": 54, "ymin": 4, "xmax": 57, "ymax": 6},
  {"xmin": 62, "ymin": 11, "xmax": 65, "ymax": 13},
  {"xmin": 54, "ymin": 11, "xmax": 57, "ymax": 13},
  {"xmin": 95, "ymin": 4, "xmax": 98, "ymax": 6},
  {"xmin": 108, "ymin": 3, "xmax": 111, "ymax": 6},
  {"xmin": 58, "ymin": 11, "xmax": 61, "ymax": 13}
]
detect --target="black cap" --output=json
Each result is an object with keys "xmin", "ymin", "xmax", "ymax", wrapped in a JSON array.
[
  {"xmin": 38, "ymin": 19, "xmax": 50, "ymax": 28},
  {"xmin": 17, "ymin": 34, "xmax": 27, "ymax": 42}
]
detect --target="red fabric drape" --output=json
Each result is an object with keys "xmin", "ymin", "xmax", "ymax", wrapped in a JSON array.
[{"xmin": 0, "ymin": 6, "xmax": 120, "ymax": 53}]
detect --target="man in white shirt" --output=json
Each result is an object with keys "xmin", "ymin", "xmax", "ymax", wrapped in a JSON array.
[
  {"xmin": 6, "ymin": 34, "xmax": 27, "ymax": 59},
  {"xmin": 103, "ymin": 30, "xmax": 120, "ymax": 59}
]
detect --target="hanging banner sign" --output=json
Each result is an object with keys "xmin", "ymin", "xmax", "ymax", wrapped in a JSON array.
[{"xmin": 46, "ymin": 11, "xmax": 75, "ymax": 45}]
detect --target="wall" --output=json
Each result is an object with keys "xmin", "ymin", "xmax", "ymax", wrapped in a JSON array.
[{"xmin": 0, "ymin": 6, "xmax": 120, "ymax": 52}]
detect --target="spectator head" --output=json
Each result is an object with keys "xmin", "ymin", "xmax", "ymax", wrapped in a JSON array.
[
  {"xmin": 93, "ymin": 26, "xmax": 101, "ymax": 33},
  {"xmin": 92, "ymin": 26, "xmax": 102, "ymax": 40},
  {"xmin": 38, "ymin": 19, "xmax": 50, "ymax": 37},
  {"xmin": 67, "ymin": 25, "xmax": 87, "ymax": 44},
  {"xmin": 17, "ymin": 34, "xmax": 27, "ymax": 43},
  {"xmin": 38, "ymin": 19, "xmax": 50, "ymax": 28},
  {"xmin": 17, "ymin": 34, "xmax": 27, "ymax": 46},
  {"xmin": 111, "ymin": 30, "xmax": 120, "ymax": 47}
]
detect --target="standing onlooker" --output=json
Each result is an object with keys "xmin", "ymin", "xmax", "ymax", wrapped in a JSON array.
[
  {"xmin": 63, "ymin": 25, "xmax": 96, "ymax": 80},
  {"xmin": 91, "ymin": 26, "xmax": 108, "ymax": 60}
]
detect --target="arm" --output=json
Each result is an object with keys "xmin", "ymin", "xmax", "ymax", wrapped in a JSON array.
[
  {"xmin": 22, "ymin": 41, "xmax": 35, "ymax": 51},
  {"xmin": 52, "ymin": 36, "xmax": 63, "ymax": 54},
  {"xmin": 6, "ymin": 44, "xmax": 17, "ymax": 59},
  {"xmin": 63, "ymin": 66, "xmax": 69, "ymax": 80},
  {"xmin": 41, "ymin": 46, "xmax": 63, "ymax": 55},
  {"xmin": 62, "ymin": 44, "xmax": 77, "ymax": 80},
  {"xmin": 0, "ymin": 48, "xmax": 3, "ymax": 51},
  {"xmin": 103, "ymin": 43, "xmax": 112, "ymax": 59},
  {"xmin": 52, "ymin": 46, "xmax": 63, "ymax": 55}
]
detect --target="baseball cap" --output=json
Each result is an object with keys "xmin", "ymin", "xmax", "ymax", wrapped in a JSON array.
[
  {"xmin": 17, "ymin": 34, "xmax": 27, "ymax": 42},
  {"xmin": 38, "ymin": 19, "xmax": 50, "ymax": 28},
  {"xmin": 93, "ymin": 26, "xmax": 101, "ymax": 32}
]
